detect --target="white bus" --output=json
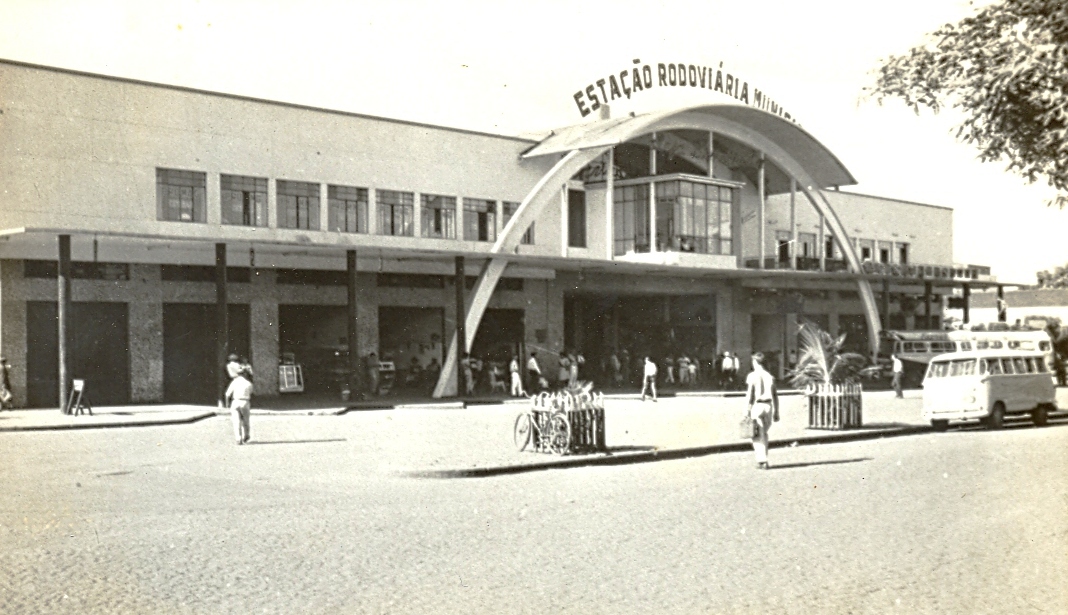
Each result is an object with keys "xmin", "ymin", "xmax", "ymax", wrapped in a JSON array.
[
  {"xmin": 879, "ymin": 327, "xmax": 1054, "ymax": 386},
  {"xmin": 922, "ymin": 350, "xmax": 1057, "ymax": 430}
]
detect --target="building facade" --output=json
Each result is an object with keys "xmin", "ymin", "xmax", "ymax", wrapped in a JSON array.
[{"xmin": 0, "ymin": 60, "xmax": 995, "ymax": 407}]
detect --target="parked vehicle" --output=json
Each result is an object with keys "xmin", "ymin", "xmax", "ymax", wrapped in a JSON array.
[{"xmin": 922, "ymin": 350, "xmax": 1057, "ymax": 431}]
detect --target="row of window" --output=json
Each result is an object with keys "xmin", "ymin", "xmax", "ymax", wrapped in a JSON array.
[
  {"xmin": 926, "ymin": 356, "xmax": 1048, "ymax": 378},
  {"xmin": 612, "ymin": 179, "xmax": 735, "ymax": 256},
  {"xmin": 156, "ymin": 169, "xmax": 534, "ymax": 244}
]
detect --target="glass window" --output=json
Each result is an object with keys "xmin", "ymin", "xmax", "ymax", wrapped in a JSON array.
[
  {"xmin": 463, "ymin": 198, "xmax": 496, "ymax": 242},
  {"xmin": 986, "ymin": 358, "xmax": 1002, "ymax": 375},
  {"xmin": 976, "ymin": 341, "xmax": 990, "ymax": 350},
  {"xmin": 928, "ymin": 362, "xmax": 949, "ymax": 378},
  {"xmin": 1034, "ymin": 358, "xmax": 1049, "ymax": 373},
  {"xmin": 420, "ymin": 194, "xmax": 456, "ymax": 239},
  {"xmin": 221, "ymin": 175, "xmax": 268, "ymax": 227},
  {"xmin": 1001, "ymin": 358, "xmax": 1015, "ymax": 374},
  {"xmin": 949, "ymin": 360, "xmax": 976, "ymax": 377},
  {"xmin": 898, "ymin": 243, "xmax": 909, "ymax": 264},
  {"xmin": 568, "ymin": 191, "xmax": 586, "ymax": 247},
  {"xmin": 377, "ymin": 189, "xmax": 414, "ymax": 236},
  {"xmin": 328, "ymin": 185, "xmax": 368, "ymax": 234},
  {"xmin": 613, "ymin": 184, "xmax": 650, "ymax": 255},
  {"xmin": 959, "ymin": 341, "xmax": 972, "ymax": 351},
  {"xmin": 156, "ymin": 168, "xmax": 206, "ymax": 223},
  {"xmin": 502, "ymin": 201, "xmax": 534, "ymax": 245},
  {"xmin": 990, "ymin": 341, "xmax": 1003, "ymax": 349},
  {"xmin": 277, "ymin": 180, "xmax": 320, "ymax": 230}
]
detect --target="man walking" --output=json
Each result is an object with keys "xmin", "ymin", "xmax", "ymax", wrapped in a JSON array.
[
  {"xmin": 745, "ymin": 352, "xmax": 779, "ymax": 469},
  {"xmin": 225, "ymin": 365, "xmax": 254, "ymax": 445},
  {"xmin": 526, "ymin": 351, "xmax": 542, "ymax": 393},
  {"xmin": 640, "ymin": 356, "xmax": 658, "ymax": 402},
  {"xmin": 509, "ymin": 355, "xmax": 526, "ymax": 397},
  {"xmin": 892, "ymin": 353, "xmax": 904, "ymax": 398}
]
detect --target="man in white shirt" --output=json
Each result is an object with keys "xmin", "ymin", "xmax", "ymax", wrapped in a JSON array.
[
  {"xmin": 526, "ymin": 352, "xmax": 542, "ymax": 393},
  {"xmin": 745, "ymin": 352, "xmax": 779, "ymax": 469},
  {"xmin": 892, "ymin": 353, "xmax": 904, "ymax": 398},
  {"xmin": 225, "ymin": 366, "xmax": 254, "ymax": 445},
  {"xmin": 641, "ymin": 356, "xmax": 658, "ymax": 402},
  {"xmin": 509, "ymin": 356, "xmax": 526, "ymax": 397}
]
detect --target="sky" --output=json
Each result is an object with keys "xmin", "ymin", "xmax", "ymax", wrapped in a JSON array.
[{"xmin": 0, "ymin": 0, "xmax": 1063, "ymax": 285}]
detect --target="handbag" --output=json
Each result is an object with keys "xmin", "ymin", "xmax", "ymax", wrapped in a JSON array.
[{"xmin": 739, "ymin": 416, "xmax": 755, "ymax": 439}]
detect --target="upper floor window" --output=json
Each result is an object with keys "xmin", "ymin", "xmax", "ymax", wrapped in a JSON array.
[
  {"xmin": 277, "ymin": 180, "xmax": 320, "ymax": 230},
  {"xmin": 649, "ymin": 179, "xmax": 732, "ymax": 255},
  {"xmin": 328, "ymin": 185, "xmax": 368, "ymax": 234},
  {"xmin": 613, "ymin": 184, "xmax": 650, "ymax": 255},
  {"xmin": 463, "ymin": 198, "xmax": 496, "ymax": 242},
  {"xmin": 568, "ymin": 191, "xmax": 587, "ymax": 248},
  {"xmin": 377, "ymin": 189, "xmax": 414, "ymax": 236},
  {"xmin": 221, "ymin": 174, "xmax": 267, "ymax": 227},
  {"xmin": 156, "ymin": 168, "xmax": 206, "ymax": 223},
  {"xmin": 502, "ymin": 201, "xmax": 534, "ymax": 245},
  {"xmin": 898, "ymin": 243, "xmax": 909, "ymax": 264},
  {"xmin": 421, "ymin": 194, "xmax": 456, "ymax": 239}
]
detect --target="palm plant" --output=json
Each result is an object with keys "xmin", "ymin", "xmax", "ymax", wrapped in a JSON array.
[{"xmin": 788, "ymin": 320, "xmax": 868, "ymax": 390}]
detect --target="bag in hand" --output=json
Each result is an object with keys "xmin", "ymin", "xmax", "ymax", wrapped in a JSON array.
[{"xmin": 739, "ymin": 416, "xmax": 756, "ymax": 439}]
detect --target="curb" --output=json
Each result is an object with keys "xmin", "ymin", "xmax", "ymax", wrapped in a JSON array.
[
  {"xmin": 397, "ymin": 425, "xmax": 933, "ymax": 479},
  {"xmin": 0, "ymin": 411, "xmax": 219, "ymax": 433}
]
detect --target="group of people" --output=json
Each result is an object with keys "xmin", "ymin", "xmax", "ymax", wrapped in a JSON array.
[
  {"xmin": 596, "ymin": 350, "xmax": 744, "ymax": 391},
  {"xmin": 512, "ymin": 350, "xmax": 586, "ymax": 397}
]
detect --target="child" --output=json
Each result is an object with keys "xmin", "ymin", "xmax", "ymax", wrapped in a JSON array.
[{"xmin": 225, "ymin": 366, "xmax": 254, "ymax": 445}]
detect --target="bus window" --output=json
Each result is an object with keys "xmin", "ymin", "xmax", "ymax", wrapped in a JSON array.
[
  {"xmin": 1001, "ymin": 358, "xmax": 1015, "ymax": 374},
  {"xmin": 1040, "ymin": 341, "xmax": 1051, "ymax": 352},
  {"xmin": 976, "ymin": 341, "xmax": 990, "ymax": 350},
  {"xmin": 1013, "ymin": 357, "xmax": 1029, "ymax": 373},
  {"xmin": 927, "ymin": 362, "xmax": 949, "ymax": 378},
  {"xmin": 1033, "ymin": 358, "xmax": 1048, "ymax": 373},
  {"xmin": 986, "ymin": 359, "xmax": 1002, "ymax": 375},
  {"xmin": 1008, "ymin": 340, "xmax": 1021, "ymax": 349},
  {"xmin": 959, "ymin": 341, "xmax": 972, "ymax": 351},
  {"xmin": 949, "ymin": 360, "xmax": 975, "ymax": 377},
  {"xmin": 990, "ymin": 341, "xmax": 1003, "ymax": 349}
]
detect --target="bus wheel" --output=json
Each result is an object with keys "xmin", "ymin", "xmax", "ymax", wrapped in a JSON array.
[
  {"xmin": 931, "ymin": 419, "xmax": 949, "ymax": 432},
  {"xmin": 1032, "ymin": 404, "xmax": 1049, "ymax": 427},
  {"xmin": 986, "ymin": 402, "xmax": 1005, "ymax": 430}
]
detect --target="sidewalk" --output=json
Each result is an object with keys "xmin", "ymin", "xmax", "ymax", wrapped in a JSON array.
[{"xmin": 3, "ymin": 388, "xmax": 1064, "ymax": 478}]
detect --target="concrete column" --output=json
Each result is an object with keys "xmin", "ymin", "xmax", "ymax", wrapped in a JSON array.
[
  {"xmin": 215, "ymin": 243, "xmax": 228, "ymax": 408},
  {"xmin": 708, "ymin": 132, "xmax": 715, "ymax": 178},
  {"xmin": 789, "ymin": 177, "xmax": 797, "ymax": 270},
  {"xmin": 649, "ymin": 133, "xmax": 657, "ymax": 253},
  {"xmin": 924, "ymin": 281, "xmax": 932, "ymax": 329},
  {"xmin": 347, "ymin": 250, "xmax": 362, "ymax": 394},
  {"xmin": 128, "ymin": 264, "xmax": 163, "ymax": 403},
  {"xmin": 560, "ymin": 186, "xmax": 569, "ymax": 256},
  {"xmin": 455, "ymin": 256, "xmax": 466, "ymax": 358},
  {"xmin": 818, "ymin": 214, "xmax": 826, "ymax": 271},
  {"xmin": 758, "ymin": 154, "xmax": 766, "ymax": 269},
  {"xmin": 249, "ymin": 270, "xmax": 279, "ymax": 398},
  {"xmin": 605, "ymin": 149, "xmax": 615, "ymax": 260},
  {"xmin": 882, "ymin": 278, "xmax": 891, "ymax": 331},
  {"xmin": 58, "ymin": 234, "xmax": 71, "ymax": 413},
  {"xmin": 997, "ymin": 284, "xmax": 1006, "ymax": 322},
  {"xmin": 962, "ymin": 284, "xmax": 971, "ymax": 325}
]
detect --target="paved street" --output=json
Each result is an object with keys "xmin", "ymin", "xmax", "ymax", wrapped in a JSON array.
[{"xmin": 1, "ymin": 394, "xmax": 1067, "ymax": 614}]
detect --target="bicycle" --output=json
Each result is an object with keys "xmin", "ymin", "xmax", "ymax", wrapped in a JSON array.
[{"xmin": 513, "ymin": 406, "xmax": 571, "ymax": 454}]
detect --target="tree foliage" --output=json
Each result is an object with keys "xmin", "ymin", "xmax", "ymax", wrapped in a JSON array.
[
  {"xmin": 787, "ymin": 321, "xmax": 868, "ymax": 389},
  {"xmin": 867, "ymin": 0, "xmax": 1068, "ymax": 207},
  {"xmin": 1035, "ymin": 263, "xmax": 1068, "ymax": 287}
]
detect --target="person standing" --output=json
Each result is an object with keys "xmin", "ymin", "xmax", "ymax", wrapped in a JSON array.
[
  {"xmin": 225, "ymin": 366, "xmax": 254, "ymax": 445},
  {"xmin": 557, "ymin": 352, "xmax": 571, "ymax": 390},
  {"xmin": 892, "ymin": 353, "xmax": 904, "ymax": 398},
  {"xmin": 640, "ymin": 356, "xmax": 658, "ymax": 402},
  {"xmin": 0, "ymin": 357, "xmax": 13, "ymax": 409},
  {"xmin": 526, "ymin": 352, "xmax": 542, "ymax": 393},
  {"xmin": 509, "ymin": 355, "xmax": 526, "ymax": 397},
  {"xmin": 745, "ymin": 352, "xmax": 779, "ymax": 469}
]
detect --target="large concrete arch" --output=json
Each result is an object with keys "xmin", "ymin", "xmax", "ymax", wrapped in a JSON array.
[{"xmin": 432, "ymin": 106, "xmax": 881, "ymax": 397}]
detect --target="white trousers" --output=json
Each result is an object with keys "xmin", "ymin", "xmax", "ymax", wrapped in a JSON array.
[
  {"xmin": 750, "ymin": 402, "xmax": 773, "ymax": 463},
  {"xmin": 230, "ymin": 400, "xmax": 251, "ymax": 443}
]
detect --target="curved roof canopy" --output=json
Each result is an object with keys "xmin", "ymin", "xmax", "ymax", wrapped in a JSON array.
[{"xmin": 522, "ymin": 104, "xmax": 857, "ymax": 194}]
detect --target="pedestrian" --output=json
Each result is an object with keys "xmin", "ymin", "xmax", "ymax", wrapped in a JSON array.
[
  {"xmin": 366, "ymin": 352, "xmax": 380, "ymax": 396},
  {"xmin": 640, "ymin": 356, "xmax": 658, "ymax": 402},
  {"xmin": 226, "ymin": 353, "xmax": 243, "ymax": 380},
  {"xmin": 526, "ymin": 351, "xmax": 542, "ymax": 393},
  {"xmin": 461, "ymin": 353, "xmax": 475, "ymax": 395},
  {"xmin": 569, "ymin": 351, "xmax": 584, "ymax": 388},
  {"xmin": 0, "ymin": 357, "xmax": 13, "ymax": 409},
  {"xmin": 557, "ymin": 352, "xmax": 571, "ymax": 390},
  {"xmin": 745, "ymin": 352, "xmax": 779, "ymax": 469},
  {"xmin": 678, "ymin": 355, "xmax": 689, "ymax": 386},
  {"xmin": 225, "ymin": 365, "xmax": 254, "ymax": 445},
  {"xmin": 609, "ymin": 352, "xmax": 622, "ymax": 387},
  {"xmin": 892, "ymin": 353, "xmax": 904, "ymax": 398},
  {"xmin": 509, "ymin": 355, "xmax": 526, "ymax": 397},
  {"xmin": 664, "ymin": 355, "xmax": 675, "ymax": 384}
]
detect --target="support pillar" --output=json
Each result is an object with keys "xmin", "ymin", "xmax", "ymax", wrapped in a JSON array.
[
  {"xmin": 215, "ymin": 243, "xmax": 228, "ymax": 408},
  {"xmin": 882, "ymin": 278, "xmax": 891, "ymax": 331},
  {"xmin": 455, "ymin": 256, "xmax": 466, "ymax": 359},
  {"xmin": 924, "ymin": 282, "xmax": 932, "ymax": 329},
  {"xmin": 758, "ymin": 153, "xmax": 766, "ymax": 268},
  {"xmin": 789, "ymin": 178, "xmax": 797, "ymax": 270},
  {"xmin": 818, "ymin": 214, "xmax": 826, "ymax": 271},
  {"xmin": 649, "ymin": 133, "xmax": 657, "ymax": 252},
  {"xmin": 58, "ymin": 234, "xmax": 71, "ymax": 414},
  {"xmin": 962, "ymin": 284, "xmax": 970, "ymax": 325},
  {"xmin": 996, "ymin": 284, "xmax": 1006, "ymax": 322},
  {"xmin": 347, "ymin": 250, "xmax": 361, "ymax": 394},
  {"xmin": 605, "ymin": 148, "xmax": 615, "ymax": 260}
]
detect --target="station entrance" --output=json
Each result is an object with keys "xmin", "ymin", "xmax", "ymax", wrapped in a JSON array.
[
  {"xmin": 278, "ymin": 305, "xmax": 347, "ymax": 395},
  {"xmin": 163, "ymin": 304, "xmax": 249, "ymax": 404},
  {"xmin": 564, "ymin": 294, "xmax": 717, "ymax": 386}
]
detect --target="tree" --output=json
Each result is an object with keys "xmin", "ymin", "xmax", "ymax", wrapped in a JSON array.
[
  {"xmin": 1036, "ymin": 263, "xmax": 1068, "ymax": 287},
  {"xmin": 867, "ymin": 0, "xmax": 1068, "ymax": 208},
  {"xmin": 787, "ymin": 320, "xmax": 868, "ymax": 389}
]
